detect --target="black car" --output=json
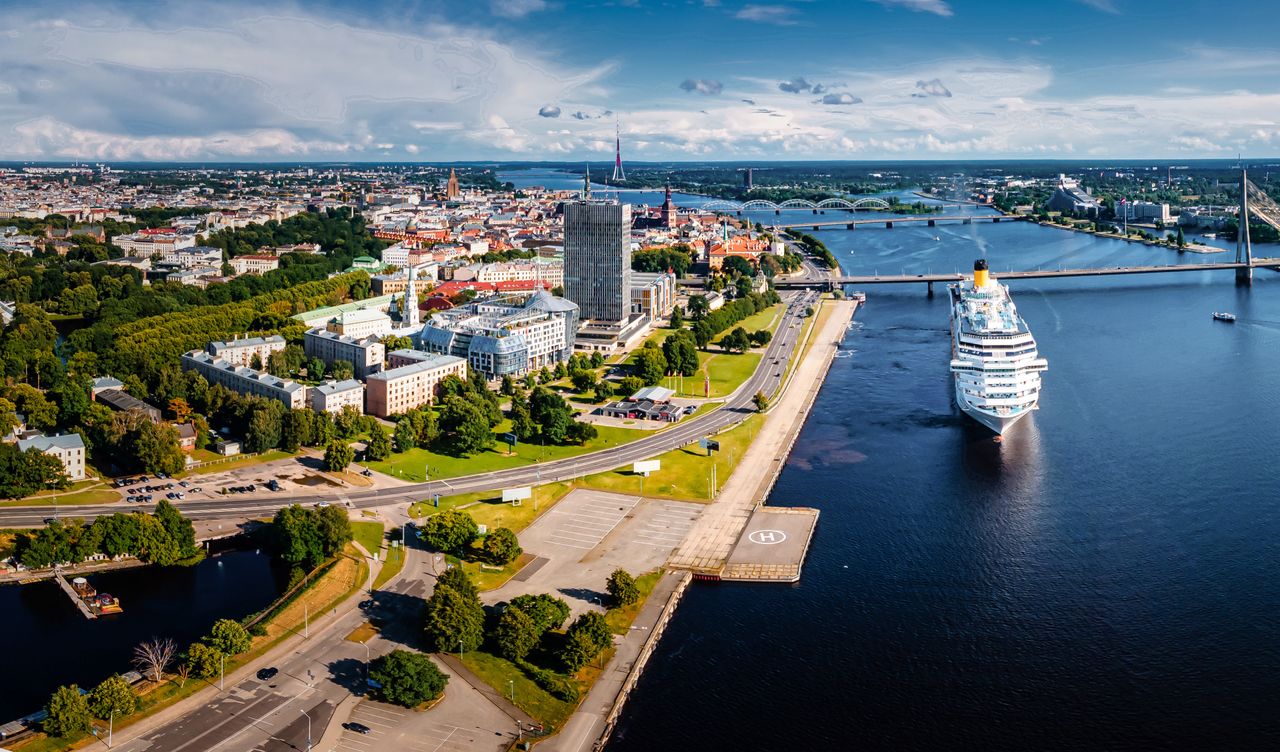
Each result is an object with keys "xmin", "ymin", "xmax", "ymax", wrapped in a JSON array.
[
  {"xmin": 257, "ymin": 667, "xmax": 279, "ymax": 681},
  {"xmin": 343, "ymin": 722, "xmax": 371, "ymax": 735}
]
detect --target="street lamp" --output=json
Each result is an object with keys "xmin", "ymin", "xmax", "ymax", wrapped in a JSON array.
[
  {"xmin": 363, "ymin": 641, "xmax": 371, "ymax": 683},
  {"xmin": 508, "ymin": 679, "xmax": 514, "ymax": 705},
  {"xmin": 301, "ymin": 708, "xmax": 312, "ymax": 752}
]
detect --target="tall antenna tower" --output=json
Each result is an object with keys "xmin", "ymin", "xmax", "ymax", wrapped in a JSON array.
[{"xmin": 612, "ymin": 119, "xmax": 625, "ymax": 182}]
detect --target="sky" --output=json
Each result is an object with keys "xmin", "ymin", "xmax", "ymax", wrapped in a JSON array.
[{"xmin": 2, "ymin": 0, "xmax": 1279, "ymax": 162}]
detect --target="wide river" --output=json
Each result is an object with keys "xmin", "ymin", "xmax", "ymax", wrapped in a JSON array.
[{"xmin": 602, "ymin": 203, "xmax": 1280, "ymax": 749}]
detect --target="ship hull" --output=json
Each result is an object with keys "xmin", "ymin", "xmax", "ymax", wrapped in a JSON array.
[{"xmin": 954, "ymin": 383, "xmax": 1033, "ymax": 435}]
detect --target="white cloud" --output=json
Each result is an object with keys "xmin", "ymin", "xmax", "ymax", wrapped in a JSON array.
[
  {"xmin": 538, "ymin": 105, "xmax": 562, "ymax": 118},
  {"xmin": 490, "ymin": 0, "xmax": 548, "ymax": 19},
  {"xmin": 869, "ymin": 0, "xmax": 953, "ymax": 17},
  {"xmin": 735, "ymin": 5, "xmax": 798, "ymax": 24},
  {"xmin": 819, "ymin": 93, "xmax": 862, "ymax": 105},
  {"xmin": 914, "ymin": 78, "xmax": 953, "ymax": 97},
  {"xmin": 1077, "ymin": 0, "xmax": 1119, "ymax": 13}
]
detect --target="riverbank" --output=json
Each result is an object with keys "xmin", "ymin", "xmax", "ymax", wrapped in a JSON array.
[{"xmin": 1032, "ymin": 217, "xmax": 1225, "ymax": 254}]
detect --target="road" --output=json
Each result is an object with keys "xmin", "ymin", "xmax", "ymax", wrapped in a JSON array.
[{"xmin": 0, "ymin": 290, "xmax": 822, "ymax": 528}]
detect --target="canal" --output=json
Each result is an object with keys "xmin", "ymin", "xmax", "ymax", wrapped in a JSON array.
[
  {"xmin": 0, "ymin": 541, "xmax": 284, "ymax": 722},
  {"xmin": 609, "ymin": 216, "xmax": 1280, "ymax": 749}
]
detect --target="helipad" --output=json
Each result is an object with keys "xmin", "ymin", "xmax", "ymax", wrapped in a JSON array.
[{"xmin": 720, "ymin": 506, "xmax": 819, "ymax": 583}]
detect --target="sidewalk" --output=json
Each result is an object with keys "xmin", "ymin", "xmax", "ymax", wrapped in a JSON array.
[
  {"xmin": 538, "ymin": 570, "xmax": 690, "ymax": 752},
  {"xmin": 667, "ymin": 299, "xmax": 856, "ymax": 572}
]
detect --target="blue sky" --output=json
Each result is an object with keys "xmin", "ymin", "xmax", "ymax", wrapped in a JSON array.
[{"xmin": 1, "ymin": 0, "xmax": 1278, "ymax": 161}]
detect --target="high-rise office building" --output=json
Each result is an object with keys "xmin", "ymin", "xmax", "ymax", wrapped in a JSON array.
[{"xmin": 563, "ymin": 199, "xmax": 631, "ymax": 324}]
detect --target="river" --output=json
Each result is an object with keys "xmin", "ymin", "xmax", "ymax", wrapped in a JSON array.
[
  {"xmin": 607, "ymin": 215, "xmax": 1280, "ymax": 749},
  {"xmin": 0, "ymin": 542, "xmax": 283, "ymax": 722}
]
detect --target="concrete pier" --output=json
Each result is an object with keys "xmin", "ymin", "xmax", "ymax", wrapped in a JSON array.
[{"xmin": 720, "ymin": 507, "xmax": 819, "ymax": 583}]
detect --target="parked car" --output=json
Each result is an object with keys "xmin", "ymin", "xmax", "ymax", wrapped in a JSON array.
[
  {"xmin": 257, "ymin": 667, "xmax": 279, "ymax": 681},
  {"xmin": 343, "ymin": 722, "xmax": 371, "ymax": 735}
]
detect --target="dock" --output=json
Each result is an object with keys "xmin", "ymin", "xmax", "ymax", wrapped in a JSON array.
[
  {"xmin": 720, "ymin": 506, "xmax": 819, "ymax": 583},
  {"xmin": 53, "ymin": 572, "xmax": 97, "ymax": 619}
]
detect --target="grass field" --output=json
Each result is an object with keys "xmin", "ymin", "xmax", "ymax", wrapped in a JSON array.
[
  {"xmin": 574, "ymin": 414, "xmax": 763, "ymax": 501},
  {"xmin": 0, "ymin": 486, "xmax": 119, "ymax": 507},
  {"xmin": 371, "ymin": 543, "xmax": 405, "ymax": 591},
  {"xmin": 603, "ymin": 570, "xmax": 661, "ymax": 634},
  {"xmin": 410, "ymin": 483, "xmax": 573, "ymax": 532},
  {"xmin": 186, "ymin": 449, "xmax": 296, "ymax": 476},
  {"xmin": 367, "ymin": 422, "xmax": 644, "ymax": 483},
  {"xmin": 460, "ymin": 551, "xmax": 535, "ymax": 592},
  {"xmin": 460, "ymin": 651, "xmax": 581, "ymax": 729},
  {"xmin": 350, "ymin": 520, "xmax": 385, "ymax": 558}
]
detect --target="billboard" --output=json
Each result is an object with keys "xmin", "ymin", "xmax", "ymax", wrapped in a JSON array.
[
  {"xmin": 502, "ymin": 486, "xmax": 532, "ymax": 504},
  {"xmin": 632, "ymin": 460, "xmax": 661, "ymax": 476}
]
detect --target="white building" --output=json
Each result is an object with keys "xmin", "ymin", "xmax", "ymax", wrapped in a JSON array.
[
  {"xmin": 310, "ymin": 379, "xmax": 365, "ymax": 414},
  {"xmin": 230, "ymin": 254, "xmax": 281, "ymax": 275},
  {"xmin": 17, "ymin": 433, "xmax": 86, "ymax": 481},
  {"xmin": 326, "ymin": 309, "xmax": 392, "ymax": 340},
  {"xmin": 304, "ymin": 329, "xmax": 385, "ymax": 380},
  {"xmin": 418, "ymin": 291, "xmax": 579, "ymax": 378},
  {"xmin": 181, "ymin": 351, "xmax": 308, "ymax": 409},
  {"xmin": 206, "ymin": 335, "xmax": 287, "ymax": 368},
  {"xmin": 1117, "ymin": 200, "xmax": 1172, "ymax": 223},
  {"xmin": 112, "ymin": 231, "xmax": 197, "ymax": 259}
]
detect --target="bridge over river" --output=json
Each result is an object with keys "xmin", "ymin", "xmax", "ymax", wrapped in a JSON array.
[{"xmin": 774, "ymin": 258, "xmax": 1280, "ymax": 292}]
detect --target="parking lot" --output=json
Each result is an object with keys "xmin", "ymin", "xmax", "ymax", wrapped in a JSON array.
[
  {"xmin": 487, "ymin": 490, "xmax": 703, "ymax": 615},
  {"xmin": 336, "ymin": 694, "xmax": 507, "ymax": 752}
]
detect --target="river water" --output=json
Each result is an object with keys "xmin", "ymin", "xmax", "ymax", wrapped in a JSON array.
[
  {"xmin": 0, "ymin": 543, "xmax": 282, "ymax": 722},
  {"xmin": 607, "ymin": 214, "xmax": 1280, "ymax": 749}
]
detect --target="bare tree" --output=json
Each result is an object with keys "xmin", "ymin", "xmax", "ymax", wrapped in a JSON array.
[
  {"xmin": 133, "ymin": 637, "xmax": 177, "ymax": 683},
  {"xmin": 174, "ymin": 662, "xmax": 192, "ymax": 689}
]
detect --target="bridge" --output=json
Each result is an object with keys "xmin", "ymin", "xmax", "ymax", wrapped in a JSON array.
[
  {"xmin": 774, "ymin": 258, "xmax": 1280, "ymax": 292},
  {"xmin": 701, "ymin": 197, "xmax": 896, "ymax": 212},
  {"xmin": 775, "ymin": 214, "xmax": 1020, "ymax": 230}
]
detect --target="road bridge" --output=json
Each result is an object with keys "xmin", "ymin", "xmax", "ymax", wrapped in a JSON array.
[
  {"xmin": 778, "ymin": 214, "xmax": 1020, "ymax": 230},
  {"xmin": 774, "ymin": 258, "xmax": 1280, "ymax": 292}
]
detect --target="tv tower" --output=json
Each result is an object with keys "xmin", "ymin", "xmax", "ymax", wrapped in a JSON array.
[{"xmin": 612, "ymin": 119, "xmax": 625, "ymax": 182}]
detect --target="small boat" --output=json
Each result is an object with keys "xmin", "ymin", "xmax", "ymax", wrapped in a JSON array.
[{"xmin": 1212, "ymin": 312, "xmax": 1236, "ymax": 322}]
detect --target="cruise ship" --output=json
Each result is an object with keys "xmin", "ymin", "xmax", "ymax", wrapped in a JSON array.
[{"xmin": 949, "ymin": 259, "xmax": 1048, "ymax": 434}]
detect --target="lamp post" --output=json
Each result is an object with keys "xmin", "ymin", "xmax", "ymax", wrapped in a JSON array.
[
  {"xmin": 108, "ymin": 711, "xmax": 114, "ymax": 749},
  {"xmin": 219, "ymin": 653, "xmax": 225, "ymax": 691},
  {"xmin": 363, "ymin": 641, "xmax": 371, "ymax": 683},
  {"xmin": 508, "ymin": 679, "xmax": 514, "ymax": 705},
  {"xmin": 301, "ymin": 708, "xmax": 312, "ymax": 752}
]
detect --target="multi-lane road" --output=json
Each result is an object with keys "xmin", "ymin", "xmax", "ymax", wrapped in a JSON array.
[{"xmin": 0, "ymin": 289, "xmax": 823, "ymax": 529}]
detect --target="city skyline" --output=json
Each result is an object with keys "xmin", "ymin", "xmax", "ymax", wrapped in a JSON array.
[{"xmin": 1, "ymin": 0, "xmax": 1278, "ymax": 162}]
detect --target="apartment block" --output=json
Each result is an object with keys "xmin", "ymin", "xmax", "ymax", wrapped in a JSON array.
[
  {"xmin": 181, "ymin": 351, "xmax": 307, "ymax": 409},
  {"xmin": 304, "ymin": 328, "xmax": 385, "ymax": 380},
  {"xmin": 310, "ymin": 379, "xmax": 365, "ymax": 414},
  {"xmin": 364, "ymin": 353, "xmax": 467, "ymax": 418},
  {"xmin": 206, "ymin": 335, "xmax": 287, "ymax": 368}
]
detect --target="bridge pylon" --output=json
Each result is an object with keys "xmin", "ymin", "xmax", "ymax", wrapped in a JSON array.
[{"xmin": 1237, "ymin": 168, "xmax": 1254, "ymax": 286}]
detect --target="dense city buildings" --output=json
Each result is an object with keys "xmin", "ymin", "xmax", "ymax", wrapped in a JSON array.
[{"xmin": 364, "ymin": 352, "xmax": 467, "ymax": 418}]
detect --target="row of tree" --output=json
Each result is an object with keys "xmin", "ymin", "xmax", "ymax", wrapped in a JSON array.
[
  {"xmin": 417, "ymin": 509, "xmax": 523, "ymax": 566},
  {"xmin": 14, "ymin": 500, "xmax": 199, "ymax": 569}
]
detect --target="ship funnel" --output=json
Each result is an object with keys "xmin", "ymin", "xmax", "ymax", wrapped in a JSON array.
[{"xmin": 973, "ymin": 258, "xmax": 989, "ymax": 288}]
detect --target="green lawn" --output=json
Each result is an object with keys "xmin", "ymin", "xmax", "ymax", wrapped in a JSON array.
[
  {"xmin": 350, "ymin": 520, "xmax": 385, "ymax": 558},
  {"xmin": 187, "ymin": 449, "xmax": 296, "ymax": 476},
  {"xmin": 409, "ymin": 483, "xmax": 573, "ymax": 532},
  {"xmin": 371, "ymin": 543, "xmax": 405, "ymax": 590},
  {"xmin": 575, "ymin": 414, "xmax": 763, "ymax": 501},
  {"xmin": 717, "ymin": 302, "xmax": 784, "ymax": 340},
  {"xmin": 0, "ymin": 486, "xmax": 119, "ymax": 507},
  {"xmin": 367, "ymin": 422, "xmax": 644, "ymax": 483},
  {"xmin": 603, "ymin": 570, "xmax": 662, "ymax": 634},
  {"xmin": 460, "ymin": 651, "xmax": 580, "ymax": 729},
  {"xmin": 460, "ymin": 552, "xmax": 535, "ymax": 592}
]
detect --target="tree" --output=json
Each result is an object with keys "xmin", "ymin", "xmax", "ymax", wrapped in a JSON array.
[
  {"xmin": 185, "ymin": 641, "xmax": 223, "ymax": 680},
  {"xmin": 632, "ymin": 347, "xmax": 667, "ymax": 386},
  {"xmin": 315, "ymin": 504, "xmax": 353, "ymax": 558},
  {"xmin": 559, "ymin": 610, "xmax": 613, "ymax": 673},
  {"xmin": 135, "ymin": 514, "xmax": 181, "ymax": 565},
  {"xmin": 88, "ymin": 674, "xmax": 139, "ymax": 719},
  {"xmin": 510, "ymin": 399, "xmax": 537, "ymax": 442},
  {"xmin": 669, "ymin": 305, "xmax": 685, "ymax": 329},
  {"xmin": 721, "ymin": 327, "xmax": 751, "ymax": 354},
  {"xmin": 617, "ymin": 376, "xmax": 645, "ymax": 398},
  {"xmin": 606, "ymin": 569, "xmax": 640, "ymax": 607},
  {"xmin": 590, "ymin": 351, "xmax": 605, "ymax": 369},
  {"xmin": 570, "ymin": 369, "xmax": 597, "ymax": 393},
  {"xmin": 482, "ymin": 527, "xmax": 522, "ymax": 565},
  {"xmin": 494, "ymin": 606, "xmax": 539, "ymax": 662},
  {"xmin": 688, "ymin": 294, "xmax": 709, "ymax": 321},
  {"xmin": 205, "ymin": 618, "xmax": 252, "ymax": 656},
  {"xmin": 330, "ymin": 359, "xmax": 355, "ymax": 381},
  {"xmin": 752, "ymin": 391, "xmax": 770, "ymax": 412},
  {"xmin": 437, "ymin": 564, "xmax": 478, "ymax": 599},
  {"xmin": 1176, "ymin": 225, "xmax": 1186, "ymax": 247},
  {"xmin": 565, "ymin": 421, "xmax": 597, "ymax": 445},
  {"xmin": 44, "ymin": 685, "xmax": 92, "ymax": 737},
  {"xmin": 324, "ymin": 440, "xmax": 354, "ymax": 472},
  {"xmin": 365, "ymin": 424, "xmax": 391, "ymax": 461},
  {"xmin": 394, "ymin": 417, "xmax": 416, "ymax": 453},
  {"xmin": 419, "ymin": 510, "xmax": 478, "ymax": 555},
  {"xmin": 508, "ymin": 594, "xmax": 570, "ymax": 635},
  {"xmin": 423, "ymin": 584, "xmax": 485, "ymax": 653},
  {"xmin": 132, "ymin": 637, "xmax": 177, "ymax": 682},
  {"xmin": 662, "ymin": 330, "xmax": 699, "ymax": 377},
  {"xmin": 530, "ymin": 388, "xmax": 572, "ymax": 444},
  {"xmin": 154, "ymin": 499, "xmax": 198, "ymax": 560},
  {"xmin": 560, "ymin": 628, "xmax": 600, "ymax": 672},
  {"xmin": 135, "ymin": 421, "xmax": 185, "ymax": 476},
  {"xmin": 368, "ymin": 649, "xmax": 448, "ymax": 708},
  {"xmin": 306, "ymin": 356, "xmax": 325, "ymax": 380},
  {"xmin": 438, "ymin": 396, "xmax": 493, "ymax": 456},
  {"xmin": 270, "ymin": 504, "xmax": 325, "ymax": 569},
  {"xmin": 749, "ymin": 329, "xmax": 772, "ymax": 347},
  {"xmin": 500, "ymin": 374, "xmax": 515, "ymax": 396}
]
